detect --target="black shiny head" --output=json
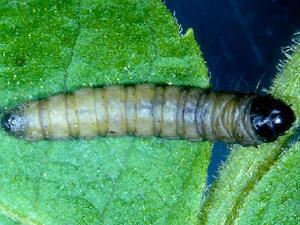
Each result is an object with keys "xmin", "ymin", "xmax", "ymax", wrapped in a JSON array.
[{"xmin": 250, "ymin": 95, "xmax": 295, "ymax": 142}]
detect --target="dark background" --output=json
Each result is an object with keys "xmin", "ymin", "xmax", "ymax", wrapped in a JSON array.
[{"xmin": 164, "ymin": 0, "xmax": 300, "ymax": 186}]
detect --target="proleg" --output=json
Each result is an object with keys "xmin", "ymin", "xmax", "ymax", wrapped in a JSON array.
[{"xmin": 1, "ymin": 84, "xmax": 295, "ymax": 145}]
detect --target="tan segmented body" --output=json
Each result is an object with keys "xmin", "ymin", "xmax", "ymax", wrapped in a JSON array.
[{"xmin": 15, "ymin": 84, "xmax": 261, "ymax": 145}]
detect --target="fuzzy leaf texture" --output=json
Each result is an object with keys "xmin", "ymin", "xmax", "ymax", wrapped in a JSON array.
[
  {"xmin": 199, "ymin": 36, "xmax": 300, "ymax": 224},
  {"xmin": 0, "ymin": 0, "xmax": 210, "ymax": 224}
]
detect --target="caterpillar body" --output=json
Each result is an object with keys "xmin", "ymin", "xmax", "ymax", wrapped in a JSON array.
[{"xmin": 1, "ymin": 84, "xmax": 295, "ymax": 146}]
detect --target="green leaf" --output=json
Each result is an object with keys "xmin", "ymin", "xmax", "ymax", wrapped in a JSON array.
[
  {"xmin": 235, "ymin": 142, "xmax": 300, "ymax": 224},
  {"xmin": 0, "ymin": 0, "xmax": 210, "ymax": 224},
  {"xmin": 199, "ymin": 36, "xmax": 300, "ymax": 224}
]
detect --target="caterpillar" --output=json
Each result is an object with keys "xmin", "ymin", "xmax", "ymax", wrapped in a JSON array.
[{"xmin": 1, "ymin": 84, "xmax": 295, "ymax": 146}]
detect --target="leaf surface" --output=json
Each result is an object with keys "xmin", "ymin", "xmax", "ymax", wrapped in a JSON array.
[
  {"xmin": 199, "ymin": 36, "xmax": 300, "ymax": 225},
  {"xmin": 0, "ymin": 0, "xmax": 210, "ymax": 224}
]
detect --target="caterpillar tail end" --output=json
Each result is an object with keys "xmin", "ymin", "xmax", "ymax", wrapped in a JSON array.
[
  {"xmin": 1, "ymin": 110, "xmax": 26, "ymax": 138},
  {"xmin": 1, "ymin": 112, "xmax": 12, "ymax": 132}
]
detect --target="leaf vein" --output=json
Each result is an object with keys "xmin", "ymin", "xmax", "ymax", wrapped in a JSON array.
[{"xmin": 0, "ymin": 202, "xmax": 42, "ymax": 225}]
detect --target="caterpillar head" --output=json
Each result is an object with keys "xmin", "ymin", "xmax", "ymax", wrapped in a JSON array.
[{"xmin": 250, "ymin": 95, "xmax": 295, "ymax": 142}]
